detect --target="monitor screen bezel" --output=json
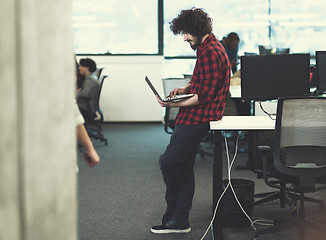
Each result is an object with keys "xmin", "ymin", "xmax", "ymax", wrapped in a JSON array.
[
  {"xmin": 316, "ymin": 51, "xmax": 326, "ymax": 91},
  {"xmin": 240, "ymin": 53, "xmax": 311, "ymax": 101}
]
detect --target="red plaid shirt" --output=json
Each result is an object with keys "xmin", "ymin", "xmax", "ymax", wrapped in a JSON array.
[{"xmin": 175, "ymin": 34, "xmax": 231, "ymax": 125}]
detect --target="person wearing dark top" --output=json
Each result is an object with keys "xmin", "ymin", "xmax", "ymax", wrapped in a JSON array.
[
  {"xmin": 76, "ymin": 58, "xmax": 99, "ymax": 123},
  {"xmin": 151, "ymin": 8, "xmax": 231, "ymax": 234},
  {"xmin": 220, "ymin": 32, "xmax": 240, "ymax": 73}
]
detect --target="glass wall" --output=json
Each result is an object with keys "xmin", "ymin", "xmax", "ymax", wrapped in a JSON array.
[
  {"xmin": 72, "ymin": 0, "xmax": 326, "ymax": 58},
  {"xmin": 164, "ymin": 0, "xmax": 326, "ymax": 56},
  {"xmin": 163, "ymin": 58, "xmax": 196, "ymax": 78},
  {"xmin": 163, "ymin": 0, "xmax": 326, "ymax": 76},
  {"xmin": 164, "ymin": 0, "xmax": 270, "ymax": 56},
  {"xmin": 72, "ymin": 0, "xmax": 158, "ymax": 54},
  {"xmin": 270, "ymin": 0, "xmax": 326, "ymax": 54}
]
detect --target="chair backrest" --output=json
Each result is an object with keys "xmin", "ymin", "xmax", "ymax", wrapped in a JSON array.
[
  {"xmin": 162, "ymin": 78, "xmax": 190, "ymax": 96},
  {"xmin": 244, "ymin": 52, "xmax": 258, "ymax": 56},
  {"xmin": 273, "ymin": 97, "xmax": 326, "ymax": 191},
  {"xmin": 94, "ymin": 68, "xmax": 104, "ymax": 81},
  {"xmin": 258, "ymin": 45, "xmax": 273, "ymax": 55},
  {"xmin": 162, "ymin": 78, "xmax": 190, "ymax": 133},
  {"xmin": 183, "ymin": 74, "xmax": 192, "ymax": 80},
  {"xmin": 95, "ymin": 75, "xmax": 107, "ymax": 121},
  {"xmin": 275, "ymin": 48, "xmax": 290, "ymax": 54}
]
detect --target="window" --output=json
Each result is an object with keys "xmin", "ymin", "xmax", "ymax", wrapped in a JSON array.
[
  {"xmin": 163, "ymin": 0, "xmax": 326, "ymax": 77},
  {"xmin": 72, "ymin": 0, "xmax": 326, "ymax": 56},
  {"xmin": 164, "ymin": 0, "xmax": 269, "ymax": 56},
  {"xmin": 163, "ymin": 58, "xmax": 196, "ymax": 78},
  {"xmin": 72, "ymin": 0, "xmax": 158, "ymax": 54},
  {"xmin": 270, "ymin": 0, "xmax": 326, "ymax": 53},
  {"xmin": 164, "ymin": 0, "xmax": 326, "ymax": 56}
]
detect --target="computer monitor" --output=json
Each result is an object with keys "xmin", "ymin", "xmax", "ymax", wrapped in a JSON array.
[
  {"xmin": 259, "ymin": 45, "xmax": 290, "ymax": 55},
  {"xmin": 258, "ymin": 45, "xmax": 273, "ymax": 55},
  {"xmin": 275, "ymin": 48, "xmax": 290, "ymax": 54},
  {"xmin": 316, "ymin": 51, "xmax": 326, "ymax": 92},
  {"xmin": 244, "ymin": 52, "xmax": 258, "ymax": 56},
  {"xmin": 241, "ymin": 54, "xmax": 310, "ymax": 101}
]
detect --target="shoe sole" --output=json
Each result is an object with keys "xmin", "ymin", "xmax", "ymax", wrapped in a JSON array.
[{"xmin": 151, "ymin": 227, "xmax": 191, "ymax": 234}]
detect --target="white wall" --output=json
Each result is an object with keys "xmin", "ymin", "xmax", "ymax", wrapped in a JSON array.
[{"xmin": 77, "ymin": 55, "xmax": 164, "ymax": 122}]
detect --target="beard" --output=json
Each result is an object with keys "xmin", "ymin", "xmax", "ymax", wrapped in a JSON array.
[{"xmin": 188, "ymin": 35, "xmax": 202, "ymax": 50}]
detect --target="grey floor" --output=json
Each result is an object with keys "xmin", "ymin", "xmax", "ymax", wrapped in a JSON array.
[{"xmin": 77, "ymin": 123, "xmax": 326, "ymax": 240}]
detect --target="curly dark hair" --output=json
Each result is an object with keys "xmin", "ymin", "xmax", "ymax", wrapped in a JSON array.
[{"xmin": 169, "ymin": 8, "xmax": 212, "ymax": 37}]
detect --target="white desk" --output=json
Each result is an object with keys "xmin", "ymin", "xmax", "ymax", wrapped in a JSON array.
[
  {"xmin": 210, "ymin": 116, "xmax": 275, "ymax": 130},
  {"xmin": 209, "ymin": 116, "xmax": 275, "ymax": 239}
]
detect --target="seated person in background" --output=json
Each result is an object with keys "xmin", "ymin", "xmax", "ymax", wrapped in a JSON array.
[
  {"xmin": 76, "ymin": 58, "xmax": 99, "ymax": 123},
  {"xmin": 220, "ymin": 32, "xmax": 240, "ymax": 73}
]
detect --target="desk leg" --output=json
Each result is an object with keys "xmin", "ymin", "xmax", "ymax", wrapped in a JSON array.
[
  {"xmin": 213, "ymin": 131, "xmax": 224, "ymax": 240},
  {"xmin": 248, "ymin": 131, "xmax": 257, "ymax": 172}
]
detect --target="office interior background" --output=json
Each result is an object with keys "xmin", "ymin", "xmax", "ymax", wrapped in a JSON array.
[
  {"xmin": 72, "ymin": 0, "xmax": 326, "ymax": 122},
  {"xmin": 1, "ymin": 0, "xmax": 326, "ymax": 240}
]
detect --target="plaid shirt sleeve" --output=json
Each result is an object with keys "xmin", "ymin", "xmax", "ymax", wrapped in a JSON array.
[
  {"xmin": 175, "ymin": 34, "xmax": 230, "ymax": 125},
  {"xmin": 196, "ymin": 52, "xmax": 220, "ymax": 105}
]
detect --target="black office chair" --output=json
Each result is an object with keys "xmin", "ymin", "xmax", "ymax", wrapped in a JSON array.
[
  {"xmin": 275, "ymin": 48, "xmax": 290, "ymax": 54},
  {"xmin": 258, "ymin": 45, "xmax": 273, "ymax": 55},
  {"xmin": 255, "ymin": 96, "xmax": 326, "ymax": 240},
  {"xmin": 162, "ymin": 78, "xmax": 190, "ymax": 134},
  {"xmin": 163, "ymin": 107, "xmax": 178, "ymax": 134},
  {"xmin": 84, "ymin": 75, "xmax": 108, "ymax": 145},
  {"xmin": 244, "ymin": 52, "xmax": 258, "ymax": 56},
  {"xmin": 249, "ymin": 101, "xmax": 295, "ymax": 208},
  {"xmin": 95, "ymin": 67, "xmax": 104, "ymax": 81},
  {"xmin": 251, "ymin": 130, "xmax": 299, "ymax": 213}
]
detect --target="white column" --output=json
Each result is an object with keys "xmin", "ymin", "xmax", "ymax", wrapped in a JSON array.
[{"xmin": 0, "ymin": 0, "xmax": 77, "ymax": 239}]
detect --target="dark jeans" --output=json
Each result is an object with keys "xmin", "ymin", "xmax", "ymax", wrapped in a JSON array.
[{"xmin": 160, "ymin": 124, "xmax": 209, "ymax": 225}]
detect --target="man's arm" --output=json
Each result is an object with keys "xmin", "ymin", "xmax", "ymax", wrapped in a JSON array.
[{"xmin": 76, "ymin": 77, "xmax": 98, "ymax": 99}]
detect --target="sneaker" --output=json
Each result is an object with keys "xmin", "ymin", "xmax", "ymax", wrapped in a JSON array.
[{"xmin": 151, "ymin": 224, "xmax": 191, "ymax": 234}]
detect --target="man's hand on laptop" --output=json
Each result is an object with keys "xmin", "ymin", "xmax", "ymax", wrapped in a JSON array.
[
  {"xmin": 156, "ymin": 95, "xmax": 177, "ymax": 107},
  {"xmin": 169, "ymin": 85, "xmax": 191, "ymax": 98},
  {"xmin": 156, "ymin": 94, "xmax": 199, "ymax": 108}
]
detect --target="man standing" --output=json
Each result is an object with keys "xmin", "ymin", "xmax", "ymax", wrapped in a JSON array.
[
  {"xmin": 76, "ymin": 58, "xmax": 99, "ymax": 123},
  {"xmin": 220, "ymin": 32, "xmax": 240, "ymax": 73},
  {"xmin": 151, "ymin": 8, "xmax": 231, "ymax": 234}
]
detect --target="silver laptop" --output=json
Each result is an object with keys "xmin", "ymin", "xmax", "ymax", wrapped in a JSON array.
[{"xmin": 145, "ymin": 76, "xmax": 194, "ymax": 102}]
